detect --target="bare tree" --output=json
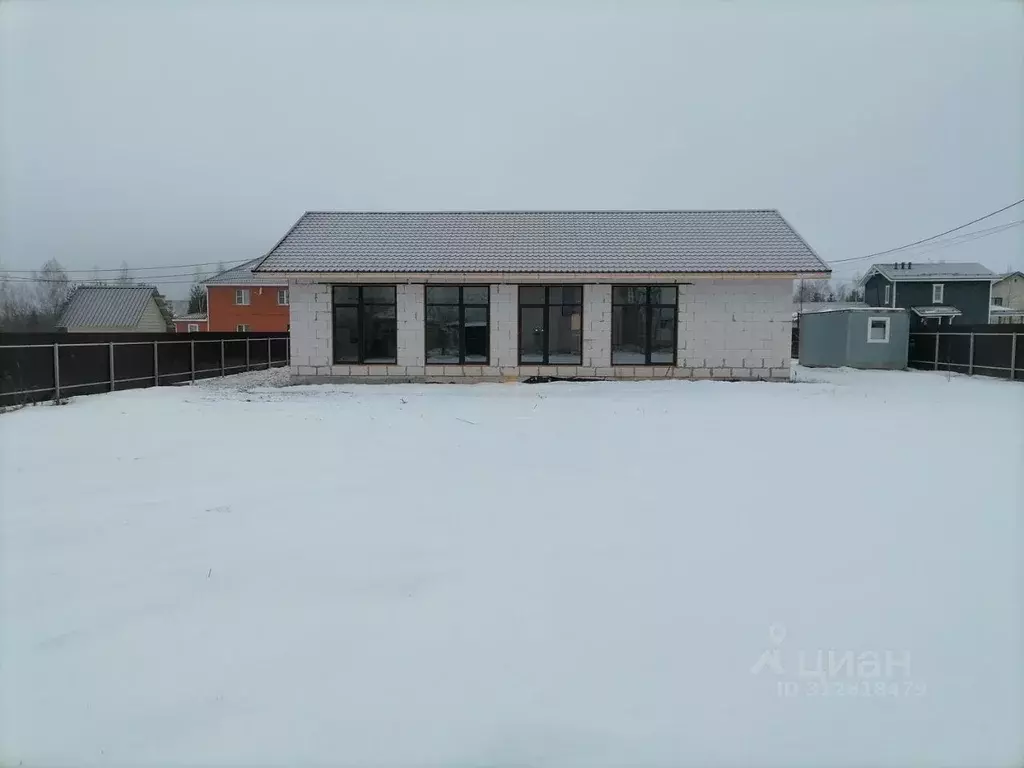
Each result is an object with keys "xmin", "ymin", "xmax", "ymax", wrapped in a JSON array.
[
  {"xmin": 794, "ymin": 279, "xmax": 831, "ymax": 303},
  {"xmin": 34, "ymin": 259, "xmax": 73, "ymax": 320}
]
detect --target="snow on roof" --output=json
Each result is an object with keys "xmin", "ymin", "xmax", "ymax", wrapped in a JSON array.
[
  {"xmin": 204, "ymin": 257, "xmax": 287, "ymax": 286},
  {"xmin": 799, "ymin": 305, "xmax": 906, "ymax": 315},
  {"xmin": 255, "ymin": 210, "xmax": 831, "ymax": 275},
  {"xmin": 910, "ymin": 306, "xmax": 962, "ymax": 317},
  {"xmin": 864, "ymin": 262, "xmax": 994, "ymax": 283}
]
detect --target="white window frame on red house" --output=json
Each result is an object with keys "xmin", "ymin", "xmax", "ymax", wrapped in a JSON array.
[
  {"xmin": 277, "ymin": 288, "xmax": 289, "ymax": 306},
  {"xmin": 235, "ymin": 289, "xmax": 251, "ymax": 306},
  {"xmin": 237, "ymin": 323, "xmax": 250, "ymax": 332},
  {"xmin": 187, "ymin": 323, "xmax": 199, "ymax": 332}
]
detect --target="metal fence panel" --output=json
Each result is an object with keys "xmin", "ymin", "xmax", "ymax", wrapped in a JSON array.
[
  {"xmin": 0, "ymin": 332, "xmax": 290, "ymax": 406},
  {"xmin": 909, "ymin": 327, "xmax": 1021, "ymax": 381}
]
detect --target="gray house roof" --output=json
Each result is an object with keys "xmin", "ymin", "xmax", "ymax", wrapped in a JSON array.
[
  {"xmin": 175, "ymin": 312, "xmax": 208, "ymax": 322},
  {"xmin": 993, "ymin": 271, "xmax": 1024, "ymax": 284},
  {"xmin": 254, "ymin": 210, "xmax": 829, "ymax": 275},
  {"xmin": 59, "ymin": 285, "xmax": 165, "ymax": 329},
  {"xmin": 204, "ymin": 257, "xmax": 287, "ymax": 286},
  {"xmin": 863, "ymin": 262, "xmax": 995, "ymax": 283}
]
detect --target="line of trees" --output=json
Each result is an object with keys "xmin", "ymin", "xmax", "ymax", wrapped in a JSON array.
[
  {"xmin": 0, "ymin": 260, "xmax": 75, "ymax": 332},
  {"xmin": 794, "ymin": 277, "xmax": 864, "ymax": 304}
]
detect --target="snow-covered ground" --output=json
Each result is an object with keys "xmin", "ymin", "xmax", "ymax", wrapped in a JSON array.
[{"xmin": 1, "ymin": 367, "xmax": 1022, "ymax": 767}]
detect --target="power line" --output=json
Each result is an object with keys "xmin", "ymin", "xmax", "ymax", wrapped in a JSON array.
[
  {"xmin": 827, "ymin": 197, "xmax": 1024, "ymax": 265},
  {"xmin": 828, "ymin": 219, "xmax": 1024, "ymax": 273},
  {"xmin": 0, "ymin": 260, "xmax": 228, "ymax": 274}
]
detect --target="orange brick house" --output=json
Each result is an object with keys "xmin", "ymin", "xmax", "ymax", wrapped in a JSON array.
[{"xmin": 203, "ymin": 257, "xmax": 290, "ymax": 332}]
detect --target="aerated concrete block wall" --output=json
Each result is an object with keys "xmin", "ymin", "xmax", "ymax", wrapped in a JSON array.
[
  {"xmin": 676, "ymin": 278, "xmax": 793, "ymax": 380},
  {"xmin": 289, "ymin": 278, "xmax": 793, "ymax": 382}
]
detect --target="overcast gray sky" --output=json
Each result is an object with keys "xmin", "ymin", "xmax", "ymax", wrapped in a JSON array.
[{"xmin": 1, "ymin": 0, "xmax": 1022, "ymax": 298}]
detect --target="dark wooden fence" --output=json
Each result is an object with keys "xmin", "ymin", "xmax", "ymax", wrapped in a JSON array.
[
  {"xmin": 908, "ymin": 325, "xmax": 1021, "ymax": 380},
  {"xmin": 0, "ymin": 331, "xmax": 290, "ymax": 406}
]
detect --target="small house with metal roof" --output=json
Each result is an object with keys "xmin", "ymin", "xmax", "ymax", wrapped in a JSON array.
[
  {"xmin": 254, "ymin": 209, "xmax": 829, "ymax": 382},
  {"xmin": 858, "ymin": 261, "xmax": 994, "ymax": 328},
  {"xmin": 58, "ymin": 285, "xmax": 173, "ymax": 333}
]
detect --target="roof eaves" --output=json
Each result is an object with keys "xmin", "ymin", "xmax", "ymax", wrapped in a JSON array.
[
  {"xmin": 252, "ymin": 213, "xmax": 312, "ymax": 273},
  {"xmin": 776, "ymin": 212, "xmax": 831, "ymax": 275}
]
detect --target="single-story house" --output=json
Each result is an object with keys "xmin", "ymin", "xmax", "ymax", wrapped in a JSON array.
[
  {"xmin": 172, "ymin": 312, "xmax": 209, "ymax": 333},
  {"xmin": 253, "ymin": 210, "xmax": 830, "ymax": 382},
  {"xmin": 798, "ymin": 306, "xmax": 909, "ymax": 370},
  {"xmin": 58, "ymin": 285, "xmax": 173, "ymax": 333}
]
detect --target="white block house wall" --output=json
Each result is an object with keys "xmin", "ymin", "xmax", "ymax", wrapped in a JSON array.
[{"xmin": 288, "ymin": 278, "xmax": 793, "ymax": 381}]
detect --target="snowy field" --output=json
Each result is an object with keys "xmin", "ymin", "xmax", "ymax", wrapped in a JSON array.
[{"xmin": 1, "ymin": 367, "xmax": 1022, "ymax": 767}]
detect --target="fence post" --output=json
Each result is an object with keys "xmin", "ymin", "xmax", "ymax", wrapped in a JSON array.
[
  {"xmin": 52, "ymin": 343, "xmax": 61, "ymax": 402},
  {"xmin": 108, "ymin": 342, "xmax": 115, "ymax": 392},
  {"xmin": 267, "ymin": 336, "xmax": 272, "ymax": 368},
  {"xmin": 968, "ymin": 332, "xmax": 974, "ymax": 376},
  {"xmin": 153, "ymin": 341, "xmax": 159, "ymax": 387},
  {"xmin": 1011, "ymin": 333, "xmax": 1018, "ymax": 381},
  {"xmin": 245, "ymin": 338, "xmax": 251, "ymax": 372},
  {"xmin": 190, "ymin": 340, "xmax": 196, "ymax": 383},
  {"xmin": 933, "ymin": 331, "xmax": 940, "ymax": 371},
  {"xmin": 220, "ymin": 339, "xmax": 225, "ymax": 377}
]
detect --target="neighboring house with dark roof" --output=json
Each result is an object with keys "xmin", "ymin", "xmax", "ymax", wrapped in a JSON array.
[
  {"xmin": 172, "ymin": 312, "xmax": 209, "ymax": 333},
  {"xmin": 203, "ymin": 257, "xmax": 289, "ymax": 332},
  {"xmin": 254, "ymin": 209, "xmax": 830, "ymax": 382},
  {"xmin": 858, "ymin": 261, "xmax": 995, "ymax": 328},
  {"xmin": 58, "ymin": 285, "xmax": 173, "ymax": 333}
]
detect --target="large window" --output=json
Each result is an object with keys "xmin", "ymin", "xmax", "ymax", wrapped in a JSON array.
[
  {"xmin": 519, "ymin": 286, "xmax": 583, "ymax": 364},
  {"xmin": 426, "ymin": 286, "xmax": 490, "ymax": 364},
  {"xmin": 332, "ymin": 286, "xmax": 397, "ymax": 364},
  {"xmin": 611, "ymin": 286, "xmax": 677, "ymax": 365}
]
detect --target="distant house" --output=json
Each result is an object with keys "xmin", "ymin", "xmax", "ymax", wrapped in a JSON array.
[
  {"xmin": 858, "ymin": 262, "xmax": 994, "ymax": 329},
  {"xmin": 172, "ymin": 312, "xmax": 209, "ymax": 333},
  {"xmin": 58, "ymin": 285, "xmax": 173, "ymax": 333},
  {"xmin": 990, "ymin": 271, "xmax": 1024, "ymax": 324},
  {"xmin": 203, "ymin": 258, "xmax": 289, "ymax": 332}
]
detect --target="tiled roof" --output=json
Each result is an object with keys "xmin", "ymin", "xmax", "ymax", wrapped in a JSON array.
[
  {"xmin": 254, "ymin": 210, "xmax": 829, "ymax": 274},
  {"xmin": 175, "ymin": 312, "xmax": 208, "ymax": 322},
  {"xmin": 58, "ymin": 285, "xmax": 162, "ymax": 329},
  {"xmin": 870, "ymin": 262, "xmax": 994, "ymax": 281},
  {"xmin": 204, "ymin": 257, "xmax": 287, "ymax": 286}
]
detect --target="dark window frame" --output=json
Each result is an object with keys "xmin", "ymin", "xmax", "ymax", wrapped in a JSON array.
[
  {"xmin": 517, "ymin": 285, "xmax": 584, "ymax": 365},
  {"xmin": 611, "ymin": 285, "xmax": 678, "ymax": 366},
  {"xmin": 332, "ymin": 285, "xmax": 398, "ymax": 364},
  {"xmin": 424, "ymin": 285, "xmax": 491, "ymax": 365}
]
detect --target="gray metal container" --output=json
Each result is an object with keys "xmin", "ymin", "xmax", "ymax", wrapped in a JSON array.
[{"xmin": 799, "ymin": 307, "xmax": 908, "ymax": 369}]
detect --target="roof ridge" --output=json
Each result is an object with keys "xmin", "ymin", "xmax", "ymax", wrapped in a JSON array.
[{"xmin": 300, "ymin": 208, "xmax": 781, "ymax": 215}]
